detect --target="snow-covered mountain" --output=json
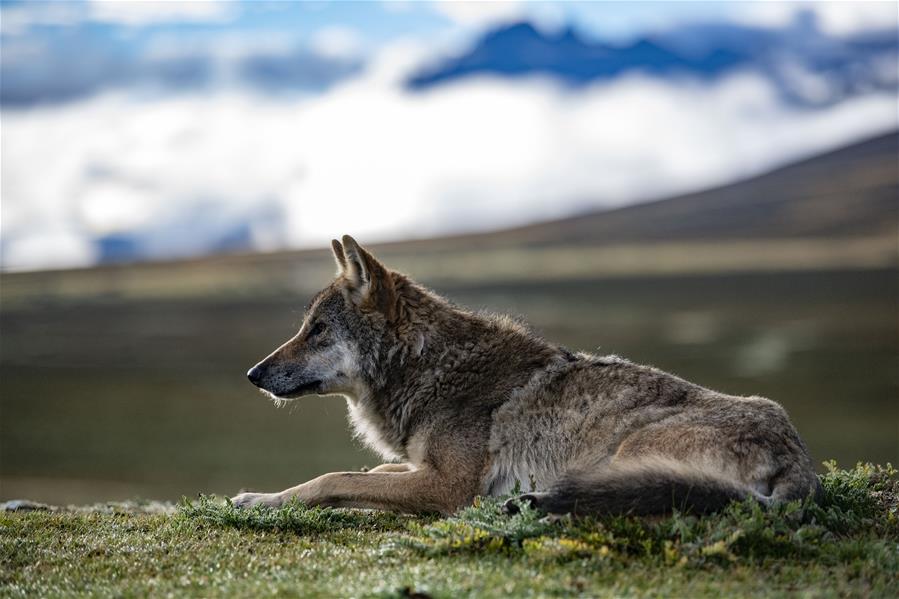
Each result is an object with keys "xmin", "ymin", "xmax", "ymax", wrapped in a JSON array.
[{"xmin": 408, "ymin": 16, "xmax": 898, "ymax": 107}]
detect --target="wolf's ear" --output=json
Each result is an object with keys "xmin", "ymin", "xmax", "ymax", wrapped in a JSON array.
[
  {"xmin": 339, "ymin": 235, "xmax": 396, "ymax": 318},
  {"xmin": 338, "ymin": 233, "xmax": 386, "ymax": 296},
  {"xmin": 341, "ymin": 234, "xmax": 372, "ymax": 288},
  {"xmin": 331, "ymin": 239, "xmax": 347, "ymax": 274}
]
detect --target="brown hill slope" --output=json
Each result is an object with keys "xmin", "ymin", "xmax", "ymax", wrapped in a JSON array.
[{"xmin": 416, "ymin": 130, "xmax": 897, "ymax": 250}]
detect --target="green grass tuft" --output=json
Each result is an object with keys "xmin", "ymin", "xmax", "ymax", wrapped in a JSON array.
[{"xmin": 177, "ymin": 494, "xmax": 416, "ymax": 535}]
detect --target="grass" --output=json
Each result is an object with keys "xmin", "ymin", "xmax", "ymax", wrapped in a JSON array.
[{"xmin": 2, "ymin": 463, "xmax": 897, "ymax": 598}]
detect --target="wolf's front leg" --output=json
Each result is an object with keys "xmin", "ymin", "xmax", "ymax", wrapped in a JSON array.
[
  {"xmin": 234, "ymin": 467, "xmax": 476, "ymax": 514},
  {"xmin": 231, "ymin": 464, "xmax": 414, "ymax": 508},
  {"xmin": 285, "ymin": 468, "xmax": 474, "ymax": 513},
  {"xmin": 230, "ymin": 491, "xmax": 284, "ymax": 509},
  {"xmin": 365, "ymin": 462, "xmax": 413, "ymax": 473}
]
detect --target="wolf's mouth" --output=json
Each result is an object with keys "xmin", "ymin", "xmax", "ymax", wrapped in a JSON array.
[{"xmin": 276, "ymin": 379, "xmax": 323, "ymax": 399}]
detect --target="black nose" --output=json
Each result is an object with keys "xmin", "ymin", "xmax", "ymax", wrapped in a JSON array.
[{"xmin": 247, "ymin": 366, "xmax": 264, "ymax": 387}]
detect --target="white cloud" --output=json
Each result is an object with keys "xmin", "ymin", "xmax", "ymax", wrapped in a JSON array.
[
  {"xmin": 1, "ymin": 0, "xmax": 239, "ymax": 35},
  {"xmin": 1, "ymin": 228, "xmax": 98, "ymax": 272},
  {"xmin": 79, "ymin": 182, "xmax": 156, "ymax": 235},
  {"xmin": 88, "ymin": 0, "xmax": 237, "ymax": 27},
  {"xmin": 0, "ymin": 2, "xmax": 85, "ymax": 35},
  {"xmin": 735, "ymin": 1, "xmax": 898, "ymax": 35},
  {"xmin": 432, "ymin": 0, "xmax": 525, "ymax": 27},
  {"xmin": 309, "ymin": 26, "xmax": 364, "ymax": 61},
  {"xmin": 2, "ymin": 41, "xmax": 897, "ymax": 271}
]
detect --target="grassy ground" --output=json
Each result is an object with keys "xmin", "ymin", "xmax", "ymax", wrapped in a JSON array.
[{"xmin": 2, "ymin": 463, "xmax": 897, "ymax": 598}]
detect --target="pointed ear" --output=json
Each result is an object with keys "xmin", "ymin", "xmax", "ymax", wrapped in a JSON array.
[
  {"xmin": 331, "ymin": 239, "xmax": 347, "ymax": 274},
  {"xmin": 341, "ymin": 234, "xmax": 374, "ymax": 291},
  {"xmin": 340, "ymin": 235, "xmax": 395, "ymax": 317}
]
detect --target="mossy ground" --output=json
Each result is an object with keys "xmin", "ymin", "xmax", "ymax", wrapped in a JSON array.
[{"xmin": 2, "ymin": 463, "xmax": 897, "ymax": 598}]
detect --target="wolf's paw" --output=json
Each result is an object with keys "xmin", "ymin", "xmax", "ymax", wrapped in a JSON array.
[
  {"xmin": 230, "ymin": 492, "xmax": 283, "ymax": 510},
  {"xmin": 502, "ymin": 493, "xmax": 542, "ymax": 515}
]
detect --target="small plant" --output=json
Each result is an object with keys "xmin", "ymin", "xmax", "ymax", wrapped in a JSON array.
[
  {"xmin": 393, "ymin": 495, "xmax": 555, "ymax": 556},
  {"xmin": 814, "ymin": 461, "xmax": 898, "ymax": 533}
]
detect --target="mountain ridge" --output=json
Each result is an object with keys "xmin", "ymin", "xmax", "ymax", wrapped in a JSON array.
[{"xmin": 408, "ymin": 17, "xmax": 898, "ymax": 107}]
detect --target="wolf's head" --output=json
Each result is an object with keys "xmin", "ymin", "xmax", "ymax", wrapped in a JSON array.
[{"xmin": 246, "ymin": 235, "xmax": 403, "ymax": 403}]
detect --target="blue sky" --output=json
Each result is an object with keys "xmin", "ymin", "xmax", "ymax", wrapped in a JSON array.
[
  {"xmin": 2, "ymin": 1, "xmax": 743, "ymax": 44},
  {"xmin": 2, "ymin": 1, "xmax": 891, "ymax": 48}
]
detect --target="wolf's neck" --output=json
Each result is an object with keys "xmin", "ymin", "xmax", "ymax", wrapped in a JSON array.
[{"xmin": 356, "ymin": 302, "xmax": 562, "ymax": 460}]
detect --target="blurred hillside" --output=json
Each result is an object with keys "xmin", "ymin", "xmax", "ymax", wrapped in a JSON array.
[
  {"xmin": 445, "ymin": 130, "xmax": 898, "ymax": 246},
  {"xmin": 2, "ymin": 131, "xmax": 895, "ymax": 306}
]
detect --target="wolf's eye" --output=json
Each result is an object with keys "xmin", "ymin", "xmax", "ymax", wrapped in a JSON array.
[{"xmin": 307, "ymin": 321, "xmax": 326, "ymax": 339}]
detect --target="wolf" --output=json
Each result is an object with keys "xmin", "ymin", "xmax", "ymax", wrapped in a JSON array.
[{"xmin": 233, "ymin": 235, "xmax": 821, "ymax": 516}]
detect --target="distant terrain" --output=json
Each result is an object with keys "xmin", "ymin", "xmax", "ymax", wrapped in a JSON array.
[{"xmin": 450, "ymin": 130, "xmax": 898, "ymax": 246}]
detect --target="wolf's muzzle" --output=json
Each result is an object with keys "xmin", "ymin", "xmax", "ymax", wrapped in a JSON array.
[{"xmin": 247, "ymin": 365, "xmax": 264, "ymax": 387}]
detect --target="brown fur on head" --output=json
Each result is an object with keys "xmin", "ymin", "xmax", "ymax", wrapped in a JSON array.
[
  {"xmin": 246, "ymin": 236, "xmax": 407, "ymax": 402},
  {"xmin": 331, "ymin": 235, "xmax": 398, "ymax": 323}
]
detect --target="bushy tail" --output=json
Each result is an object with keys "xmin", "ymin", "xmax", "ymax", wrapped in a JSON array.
[{"xmin": 510, "ymin": 459, "xmax": 759, "ymax": 517}]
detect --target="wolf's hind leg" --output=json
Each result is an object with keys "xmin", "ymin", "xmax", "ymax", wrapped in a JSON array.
[
  {"xmin": 504, "ymin": 459, "xmax": 752, "ymax": 517},
  {"xmin": 767, "ymin": 463, "xmax": 823, "ymax": 504}
]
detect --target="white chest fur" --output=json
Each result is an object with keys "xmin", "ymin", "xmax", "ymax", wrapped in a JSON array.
[{"xmin": 345, "ymin": 398, "xmax": 403, "ymax": 462}]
